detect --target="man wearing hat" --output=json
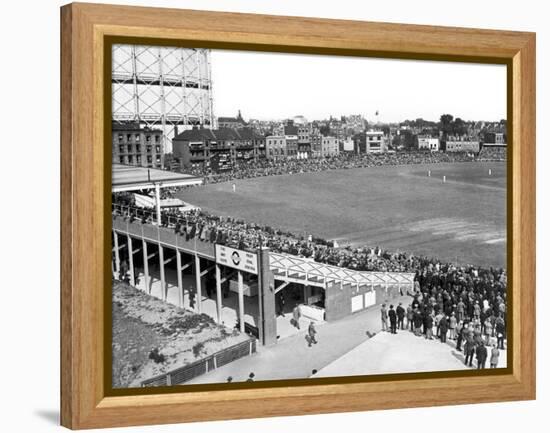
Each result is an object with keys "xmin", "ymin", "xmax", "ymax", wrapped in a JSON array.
[
  {"xmin": 476, "ymin": 342, "xmax": 488, "ymax": 369},
  {"xmin": 388, "ymin": 305, "xmax": 397, "ymax": 334},
  {"xmin": 449, "ymin": 312, "xmax": 458, "ymax": 340},
  {"xmin": 396, "ymin": 302, "xmax": 405, "ymax": 330},
  {"xmin": 473, "ymin": 300, "xmax": 481, "ymax": 320},
  {"xmin": 464, "ymin": 327, "xmax": 476, "ymax": 367}
]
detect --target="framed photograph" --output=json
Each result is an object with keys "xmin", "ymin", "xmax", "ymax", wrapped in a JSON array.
[{"xmin": 61, "ymin": 3, "xmax": 535, "ymax": 429}]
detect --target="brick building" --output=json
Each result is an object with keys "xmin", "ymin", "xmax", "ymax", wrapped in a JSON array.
[
  {"xmin": 310, "ymin": 134, "xmax": 323, "ymax": 157},
  {"xmin": 172, "ymin": 127, "xmax": 266, "ymax": 171},
  {"xmin": 112, "ymin": 122, "xmax": 163, "ymax": 168},
  {"xmin": 444, "ymin": 135, "xmax": 480, "ymax": 153},
  {"xmin": 484, "ymin": 132, "xmax": 506, "ymax": 145},
  {"xmin": 266, "ymin": 135, "xmax": 287, "ymax": 159},
  {"xmin": 353, "ymin": 130, "xmax": 387, "ymax": 154},
  {"xmin": 297, "ymin": 125, "xmax": 312, "ymax": 158},
  {"xmin": 321, "ymin": 136, "xmax": 339, "ymax": 157}
]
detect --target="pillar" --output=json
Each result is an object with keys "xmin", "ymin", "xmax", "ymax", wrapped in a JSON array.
[
  {"xmin": 176, "ymin": 250, "xmax": 183, "ymax": 308},
  {"xmin": 113, "ymin": 230, "xmax": 120, "ymax": 275},
  {"xmin": 142, "ymin": 239, "xmax": 150, "ymax": 294},
  {"xmin": 215, "ymin": 264, "xmax": 222, "ymax": 324},
  {"xmin": 127, "ymin": 235, "xmax": 134, "ymax": 286},
  {"xmin": 304, "ymin": 285, "xmax": 312, "ymax": 304},
  {"xmin": 194, "ymin": 254, "xmax": 202, "ymax": 313},
  {"xmin": 238, "ymin": 270, "xmax": 245, "ymax": 333},
  {"xmin": 155, "ymin": 183, "xmax": 161, "ymax": 225},
  {"xmin": 258, "ymin": 247, "xmax": 277, "ymax": 345},
  {"xmin": 159, "ymin": 244, "xmax": 166, "ymax": 301}
]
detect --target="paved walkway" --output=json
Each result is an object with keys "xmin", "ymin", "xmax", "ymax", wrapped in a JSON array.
[
  {"xmin": 186, "ymin": 296, "xmax": 410, "ymax": 384},
  {"xmin": 315, "ymin": 330, "xmax": 507, "ymax": 378}
]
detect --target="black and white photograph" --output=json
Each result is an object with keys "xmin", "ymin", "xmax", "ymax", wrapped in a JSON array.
[{"xmin": 110, "ymin": 44, "xmax": 508, "ymax": 389}]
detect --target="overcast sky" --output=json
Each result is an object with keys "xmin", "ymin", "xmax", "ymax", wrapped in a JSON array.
[{"xmin": 210, "ymin": 49, "xmax": 506, "ymax": 123}]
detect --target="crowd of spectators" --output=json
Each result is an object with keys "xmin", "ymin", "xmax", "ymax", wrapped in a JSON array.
[
  {"xmin": 185, "ymin": 151, "xmax": 477, "ymax": 185},
  {"xmin": 113, "ymin": 193, "xmax": 507, "ymax": 350},
  {"xmin": 477, "ymin": 146, "xmax": 507, "ymax": 162},
  {"xmin": 382, "ymin": 262, "xmax": 507, "ymax": 368},
  {"xmin": 113, "ymin": 147, "xmax": 508, "ymax": 348}
]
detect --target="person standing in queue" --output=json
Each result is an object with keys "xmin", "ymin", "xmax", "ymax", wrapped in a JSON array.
[
  {"xmin": 464, "ymin": 328, "xmax": 476, "ymax": 367},
  {"xmin": 476, "ymin": 342, "xmax": 488, "ymax": 369},
  {"xmin": 308, "ymin": 321, "xmax": 318, "ymax": 347},
  {"xmin": 388, "ymin": 305, "xmax": 397, "ymax": 334},
  {"xmin": 407, "ymin": 303, "xmax": 414, "ymax": 331},
  {"xmin": 396, "ymin": 302, "xmax": 405, "ymax": 330},
  {"xmin": 439, "ymin": 315, "xmax": 449, "ymax": 343}
]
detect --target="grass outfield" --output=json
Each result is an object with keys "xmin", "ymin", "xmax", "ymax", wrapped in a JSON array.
[{"xmin": 178, "ymin": 162, "xmax": 506, "ymax": 268}]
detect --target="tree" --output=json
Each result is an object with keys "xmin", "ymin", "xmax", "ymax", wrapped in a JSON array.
[
  {"xmin": 439, "ymin": 114, "xmax": 454, "ymax": 137},
  {"xmin": 391, "ymin": 135, "xmax": 401, "ymax": 150},
  {"xmin": 401, "ymin": 130, "xmax": 416, "ymax": 150},
  {"xmin": 319, "ymin": 125, "xmax": 331, "ymax": 136},
  {"xmin": 452, "ymin": 117, "xmax": 467, "ymax": 135}
]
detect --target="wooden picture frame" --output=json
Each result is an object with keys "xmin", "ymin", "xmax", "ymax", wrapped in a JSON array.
[{"xmin": 61, "ymin": 2, "xmax": 535, "ymax": 429}]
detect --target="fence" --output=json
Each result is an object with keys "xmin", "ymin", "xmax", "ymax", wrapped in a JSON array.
[
  {"xmin": 112, "ymin": 203, "xmax": 202, "ymax": 231},
  {"xmin": 141, "ymin": 338, "xmax": 256, "ymax": 387}
]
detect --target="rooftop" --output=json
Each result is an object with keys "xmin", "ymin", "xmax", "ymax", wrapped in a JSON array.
[
  {"xmin": 174, "ymin": 127, "xmax": 264, "ymax": 142},
  {"xmin": 269, "ymin": 252, "xmax": 415, "ymax": 288},
  {"xmin": 112, "ymin": 164, "xmax": 202, "ymax": 192}
]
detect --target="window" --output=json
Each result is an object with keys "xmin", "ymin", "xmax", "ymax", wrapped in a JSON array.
[
  {"xmin": 118, "ymin": 134, "xmax": 123, "ymax": 142},
  {"xmin": 119, "ymin": 145, "xmax": 124, "ymax": 153},
  {"xmin": 146, "ymin": 135, "xmax": 151, "ymax": 142},
  {"xmin": 155, "ymin": 145, "xmax": 160, "ymax": 153},
  {"xmin": 147, "ymin": 156, "xmax": 152, "ymax": 163},
  {"xmin": 135, "ymin": 144, "xmax": 141, "ymax": 153},
  {"xmin": 119, "ymin": 156, "xmax": 124, "ymax": 164},
  {"xmin": 155, "ymin": 135, "xmax": 160, "ymax": 143},
  {"xmin": 128, "ymin": 155, "xmax": 133, "ymax": 164},
  {"xmin": 127, "ymin": 144, "xmax": 132, "ymax": 153},
  {"xmin": 126, "ymin": 134, "xmax": 131, "ymax": 141},
  {"xmin": 136, "ymin": 155, "xmax": 141, "ymax": 164},
  {"xmin": 146, "ymin": 145, "xmax": 152, "ymax": 153},
  {"xmin": 135, "ymin": 134, "xmax": 140, "ymax": 142}
]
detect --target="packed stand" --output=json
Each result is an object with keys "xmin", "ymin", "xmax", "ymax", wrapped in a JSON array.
[
  {"xmin": 183, "ymin": 151, "xmax": 476, "ymax": 184},
  {"xmin": 476, "ymin": 146, "xmax": 507, "ymax": 162}
]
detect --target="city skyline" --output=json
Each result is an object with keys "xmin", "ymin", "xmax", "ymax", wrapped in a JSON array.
[{"xmin": 211, "ymin": 50, "xmax": 506, "ymax": 123}]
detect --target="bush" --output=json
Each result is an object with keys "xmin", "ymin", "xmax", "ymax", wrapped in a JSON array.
[
  {"xmin": 192, "ymin": 342, "xmax": 204, "ymax": 358},
  {"xmin": 148, "ymin": 348, "xmax": 165, "ymax": 364}
]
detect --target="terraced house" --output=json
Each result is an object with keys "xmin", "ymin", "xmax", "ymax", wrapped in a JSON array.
[{"xmin": 172, "ymin": 127, "xmax": 266, "ymax": 171}]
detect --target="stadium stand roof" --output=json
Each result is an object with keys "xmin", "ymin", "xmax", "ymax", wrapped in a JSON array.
[
  {"xmin": 112, "ymin": 164, "xmax": 202, "ymax": 192},
  {"xmin": 173, "ymin": 127, "xmax": 264, "ymax": 142},
  {"xmin": 269, "ymin": 252, "xmax": 415, "ymax": 289}
]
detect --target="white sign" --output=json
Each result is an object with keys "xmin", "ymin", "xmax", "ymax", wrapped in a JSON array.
[{"xmin": 215, "ymin": 244, "xmax": 258, "ymax": 275}]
